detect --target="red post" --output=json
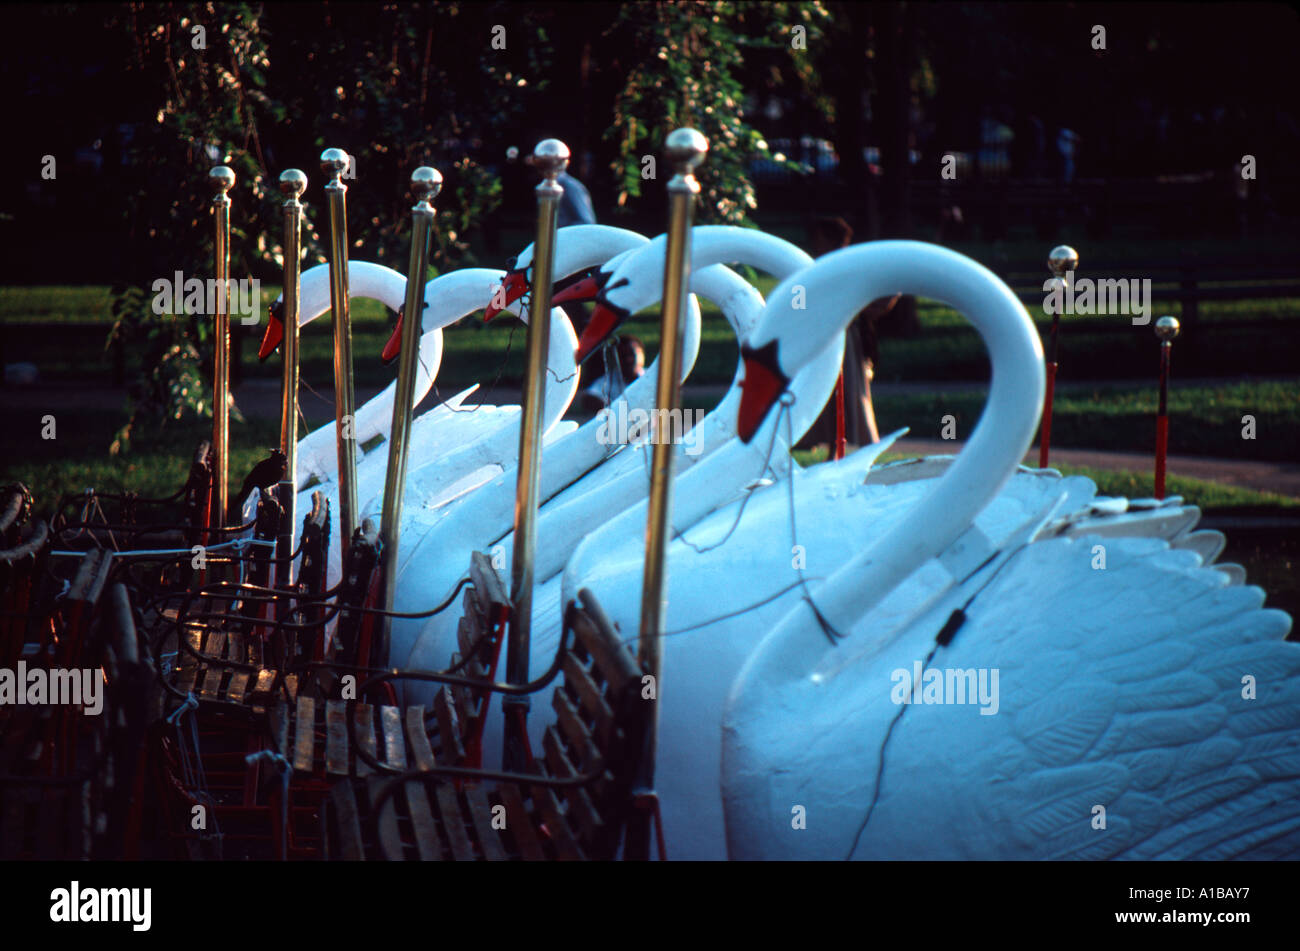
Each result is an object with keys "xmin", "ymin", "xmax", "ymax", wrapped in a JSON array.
[
  {"xmin": 1154, "ymin": 413, "xmax": 1169, "ymax": 499},
  {"xmin": 834, "ymin": 371, "xmax": 847, "ymax": 460},
  {"xmin": 1040, "ymin": 245, "xmax": 1076, "ymax": 468},
  {"xmin": 1039, "ymin": 359, "xmax": 1057, "ymax": 469},
  {"xmin": 1152, "ymin": 316, "xmax": 1180, "ymax": 499}
]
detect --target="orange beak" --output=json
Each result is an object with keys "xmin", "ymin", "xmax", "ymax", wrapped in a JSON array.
[
  {"xmin": 380, "ymin": 306, "xmax": 405, "ymax": 366},
  {"xmin": 551, "ymin": 273, "xmax": 604, "ymax": 306},
  {"xmin": 257, "ymin": 301, "xmax": 284, "ymax": 361},
  {"xmin": 573, "ymin": 303, "xmax": 624, "ymax": 365},
  {"xmin": 484, "ymin": 270, "xmax": 529, "ymax": 321},
  {"xmin": 736, "ymin": 341, "xmax": 789, "ymax": 443}
]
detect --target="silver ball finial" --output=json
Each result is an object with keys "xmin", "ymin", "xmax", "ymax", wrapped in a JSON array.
[
  {"xmin": 320, "ymin": 148, "xmax": 350, "ymax": 178},
  {"xmin": 279, "ymin": 168, "xmax": 307, "ymax": 199},
  {"xmin": 665, "ymin": 128, "xmax": 709, "ymax": 175},
  {"xmin": 411, "ymin": 166, "xmax": 443, "ymax": 203},
  {"xmin": 209, "ymin": 166, "xmax": 235, "ymax": 194},
  {"xmin": 1155, "ymin": 315, "xmax": 1181, "ymax": 342},
  {"xmin": 1048, "ymin": 244, "xmax": 1079, "ymax": 278},
  {"xmin": 531, "ymin": 139, "xmax": 570, "ymax": 179}
]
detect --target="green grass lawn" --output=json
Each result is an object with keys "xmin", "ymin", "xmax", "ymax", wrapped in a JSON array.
[
  {"xmin": 7, "ymin": 400, "xmax": 1292, "ymax": 520},
  {"xmin": 4, "ymin": 269, "xmax": 1297, "ymax": 388},
  {"xmin": 6, "ymin": 402, "xmax": 1295, "ymax": 620},
  {"xmin": 0, "ymin": 408, "xmax": 284, "ymax": 515},
  {"xmin": 872, "ymin": 380, "xmax": 1300, "ymax": 464}
]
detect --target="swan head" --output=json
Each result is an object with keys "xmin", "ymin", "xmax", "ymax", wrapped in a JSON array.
[
  {"xmin": 550, "ymin": 265, "xmax": 612, "ymax": 308},
  {"xmin": 572, "ymin": 226, "xmax": 814, "ymax": 367},
  {"xmin": 379, "ymin": 302, "xmax": 408, "ymax": 366},
  {"xmin": 485, "ymin": 225, "xmax": 650, "ymax": 326},
  {"xmin": 485, "ymin": 262, "xmax": 610, "ymax": 323},
  {"xmin": 736, "ymin": 338, "xmax": 791, "ymax": 443},
  {"xmin": 258, "ymin": 299, "xmax": 285, "ymax": 360},
  {"xmin": 483, "ymin": 265, "xmax": 530, "ymax": 321},
  {"xmin": 573, "ymin": 282, "xmax": 631, "ymax": 365}
]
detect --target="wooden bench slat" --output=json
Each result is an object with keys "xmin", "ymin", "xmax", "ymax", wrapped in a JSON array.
[
  {"xmin": 252, "ymin": 669, "xmax": 277, "ymax": 700},
  {"xmin": 203, "ymin": 630, "xmax": 227, "ymax": 662},
  {"xmin": 455, "ymin": 617, "xmax": 487, "ymax": 677},
  {"xmin": 226, "ymin": 671, "xmax": 249, "ymax": 704},
  {"xmin": 464, "ymin": 786, "xmax": 509, "ymax": 862},
  {"xmin": 380, "ymin": 706, "xmax": 406, "ymax": 769},
  {"xmin": 371, "ymin": 777, "xmax": 404, "ymax": 861},
  {"xmin": 543, "ymin": 726, "xmax": 604, "ymax": 846},
  {"xmin": 404, "ymin": 781, "xmax": 443, "ymax": 861},
  {"xmin": 293, "ymin": 695, "xmax": 316, "ymax": 774},
  {"xmin": 531, "ymin": 784, "xmax": 583, "ymax": 860},
  {"xmin": 460, "ymin": 589, "xmax": 483, "ymax": 638},
  {"xmin": 433, "ymin": 690, "xmax": 467, "ymax": 765},
  {"xmin": 404, "ymin": 706, "xmax": 436, "ymax": 772},
  {"xmin": 448, "ymin": 675, "xmax": 477, "ymax": 730},
  {"xmin": 325, "ymin": 700, "xmax": 349, "ymax": 776},
  {"xmin": 551, "ymin": 687, "xmax": 598, "ymax": 768},
  {"xmin": 200, "ymin": 665, "xmax": 225, "ymax": 700},
  {"xmin": 561, "ymin": 653, "xmax": 615, "ymax": 741},
  {"xmin": 434, "ymin": 784, "xmax": 475, "ymax": 861},
  {"xmin": 330, "ymin": 781, "xmax": 364, "ymax": 861},
  {"xmin": 174, "ymin": 630, "xmax": 200, "ymax": 695},
  {"xmin": 495, "ymin": 784, "xmax": 544, "ymax": 861},
  {"xmin": 469, "ymin": 551, "xmax": 510, "ymax": 613},
  {"xmin": 570, "ymin": 595, "xmax": 640, "ymax": 693},
  {"xmin": 354, "ymin": 703, "xmax": 376, "ymax": 777}
]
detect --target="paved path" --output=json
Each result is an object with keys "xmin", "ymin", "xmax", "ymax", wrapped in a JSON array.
[{"xmin": 892, "ymin": 438, "xmax": 1300, "ymax": 499}]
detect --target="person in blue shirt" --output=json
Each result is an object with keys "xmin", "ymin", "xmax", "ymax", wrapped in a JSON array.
[
  {"xmin": 556, "ymin": 170, "xmax": 596, "ymax": 227},
  {"xmin": 512, "ymin": 145, "xmax": 597, "ymax": 226}
]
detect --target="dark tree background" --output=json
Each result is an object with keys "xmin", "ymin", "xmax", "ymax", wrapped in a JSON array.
[{"xmin": 2, "ymin": 1, "xmax": 1297, "ymax": 443}]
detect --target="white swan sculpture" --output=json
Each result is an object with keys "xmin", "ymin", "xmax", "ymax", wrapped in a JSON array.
[
  {"xmin": 383, "ymin": 228, "xmax": 697, "ymax": 666},
  {"xmin": 256, "ymin": 261, "xmax": 446, "ymax": 490},
  {"xmin": 254, "ymin": 262, "xmax": 573, "ymax": 581},
  {"xmin": 549, "ymin": 240, "xmax": 1235, "ymax": 859},
  {"xmin": 372, "ymin": 226, "xmax": 656, "ymax": 535},
  {"xmin": 719, "ymin": 240, "xmax": 1299, "ymax": 859},
  {"xmin": 401, "ymin": 229, "xmax": 824, "ymax": 704}
]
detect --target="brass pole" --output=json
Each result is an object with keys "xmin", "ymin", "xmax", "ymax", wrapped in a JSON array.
[
  {"xmin": 321, "ymin": 148, "xmax": 360, "ymax": 546},
  {"xmin": 629, "ymin": 128, "xmax": 707, "ymax": 859},
  {"xmin": 209, "ymin": 166, "xmax": 235, "ymax": 533},
  {"xmin": 378, "ymin": 167, "xmax": 442, "ymax": 660},
  {"xmin": 275, "ymin": 169, "xmax": 307, "ymax": 587},
  {"xmin": 639, "ymin": 129, "xmax": 706, "ymax": 675},
  {"xmin": 503, "ymin": 138, "xmax": 569, "ymax": 770}
]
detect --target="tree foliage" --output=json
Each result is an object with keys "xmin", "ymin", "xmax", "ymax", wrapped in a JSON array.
[
  {"xmin": 602, "ymin": 1, "xmax": 829, "ymax": 225},
  {"xmin": 104, "ymin": 1, "xmax": 537, "ymax": 451}
]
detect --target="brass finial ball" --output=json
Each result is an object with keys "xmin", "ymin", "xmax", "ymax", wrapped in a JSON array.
[
  {"xmin": 209, "ymin": 166, "xmax": 235, "ymax": 194},
  {"xmin": 1048, "ymin": 244, "xmax": 1079, "ymax": 277},
  {"xmin": 1155, "ymin": 315, "xmax": 1181, "ymax": 342},
  {"xmin": 532, "ymin": 139, "xmax": 570, "ymax": 178},
  {"xmin": 411, "ymin": 166, "xmax": 443, "ymax": 202},
  {"xmin": 320, "ymin": 148, "xmax": 350, "ymax": 177},
  {"xmin": 279, "ymin": 168, "xmax": 307, "ymax": 199},
  {"xmin": 665, "ymin": 128, "xmax": 709, "ymax": 174}
]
